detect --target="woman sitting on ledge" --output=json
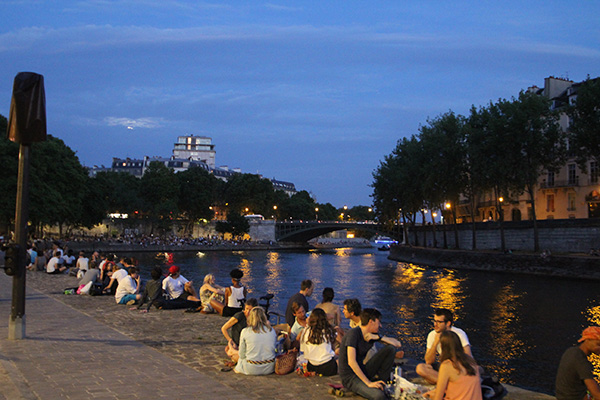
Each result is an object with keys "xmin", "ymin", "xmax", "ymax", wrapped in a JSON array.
[
  {"xmin": 234, "ymin": 307, "xmax": 277, "ymax": 375},
  {"xmin": 425, "ymin": 331, "xmax": 482, "ymax": 400}
]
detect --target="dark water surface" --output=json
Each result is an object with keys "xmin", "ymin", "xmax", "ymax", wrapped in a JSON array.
[{"xmin": 132, "ymin": 247, "xmax": 599, "ymax": 394}]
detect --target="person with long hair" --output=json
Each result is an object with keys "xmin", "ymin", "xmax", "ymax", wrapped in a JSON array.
[
  {"xmin": 299, "ymin": 308, "xmax": 338, "ymax": 376},
  {"xmin": 425, "ymin": 331, "xmax": 482, "ymax": 400},
  {"xmin": 199, "ymin": 273, "xmax": 224, "ymax": 313},
  {"xmin": 234, "ymin": 307, "xmax": 277, "ymax": 375},
  {"xmin": 315, "ymin": 287, "xmax": 341, "ymax": 328}
]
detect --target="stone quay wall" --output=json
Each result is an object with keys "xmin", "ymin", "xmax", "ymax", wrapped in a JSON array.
[
  {"xmin": 406, "ymin": 218, "xmax": 600, "ymax": 253},
  {"xmin": 389, "ymin": 245, "xmax": 600, "ymax": 281}
]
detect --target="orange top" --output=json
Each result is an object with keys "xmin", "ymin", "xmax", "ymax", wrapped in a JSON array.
[{"xmin": 444, "ymin": 373, "xmax": 482, "ymax": 400}]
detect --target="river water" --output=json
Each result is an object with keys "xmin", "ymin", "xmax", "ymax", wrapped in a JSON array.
[{"xmin": 132, "ymin": 247, "xmax": 600, "ymax": 394}]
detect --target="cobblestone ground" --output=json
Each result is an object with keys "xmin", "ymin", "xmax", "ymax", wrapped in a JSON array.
[
  {"xmin": 25, "ymin": 271, "xmax": 344, "ymax": 400},
  {"xmin": 20, "ymin": 270, "xmax": 553, "ymax": 400}
]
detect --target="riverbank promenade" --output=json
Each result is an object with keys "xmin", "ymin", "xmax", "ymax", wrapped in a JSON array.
[{"xmin": 0, "ymin": 271, "xmax": 554, "ymax": 399}]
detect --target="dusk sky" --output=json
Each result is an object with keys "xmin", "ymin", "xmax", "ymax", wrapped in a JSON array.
[{"xmin": 2, "ymin": 1, "xmax": 599, "ymax": 207}]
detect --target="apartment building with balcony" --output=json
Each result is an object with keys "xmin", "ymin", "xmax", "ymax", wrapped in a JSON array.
[{"xmin": 454, "ymin": 76, "xmax": 600, "ymax": 223}]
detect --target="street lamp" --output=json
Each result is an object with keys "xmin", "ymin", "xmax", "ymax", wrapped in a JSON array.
[{"xmin": 315, "ymin": 207, "xmax": 319, "ymax": 220}]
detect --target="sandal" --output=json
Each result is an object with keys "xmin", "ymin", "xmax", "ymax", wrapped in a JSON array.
[{"xmin": 220, "ymin": 366, "xmax": 233, "ymax": 372}]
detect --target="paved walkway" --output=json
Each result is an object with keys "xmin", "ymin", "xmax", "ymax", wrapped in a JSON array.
[{"xmin": 0, "ymin": 271, "xmax": 555, "ymax": 399}]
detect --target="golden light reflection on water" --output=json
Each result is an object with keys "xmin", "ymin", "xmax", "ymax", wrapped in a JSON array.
[
  {"xmin": 430, "ymin": 270, "xmax": 464, "ymax": 315},
  {"xmin": 392, "ymin": 263, "xmax": 425, "ymax": 290},
  {"xmin": 262, "ymin": 252, "xmax": 283, "ymax": 298},
  {"xmin": 489, "ymin": 284, "xmax": 527, "ymax": 378},
  {"xmin": 237, "ymin": 257, "xmax": 253, "ymax": 293},
  {"xmin": 584, "ymin": 303, "xmax": 600, "ymax": 378}
]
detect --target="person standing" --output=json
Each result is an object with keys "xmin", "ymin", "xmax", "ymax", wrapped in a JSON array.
[{"xmin": 556, "ymin": 326, "xmax": 600, "ymax": 400}]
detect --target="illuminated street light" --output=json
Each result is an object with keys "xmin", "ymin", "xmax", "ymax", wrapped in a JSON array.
[
  {"xmin": 499, "ymin": 197, "xmax": 504, "ymax": 203},
  {"xmin": 445, "ymin": 202, "xmax": 451, "ymax": 209}
]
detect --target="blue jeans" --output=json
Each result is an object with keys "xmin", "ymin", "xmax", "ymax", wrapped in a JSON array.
[
  {"xmin": 119, "ymin": 294, "xmax": 138, "ymax": 304},
  {"xmin": 343, "ymin": 344, "xmax": 395, "ymax": 400}
]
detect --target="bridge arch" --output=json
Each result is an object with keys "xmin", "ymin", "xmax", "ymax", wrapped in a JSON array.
[{"xmin": 275, "ymin": 221, "xmax": 402, "ymax": 243}]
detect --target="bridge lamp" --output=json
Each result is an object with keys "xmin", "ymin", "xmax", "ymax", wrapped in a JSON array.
[{"xmin": 315, "ymin": 207, "xmax": 319, "ymax": 221}]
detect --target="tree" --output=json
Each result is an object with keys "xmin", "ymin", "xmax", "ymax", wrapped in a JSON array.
[
  {"xmin": 315, "ymin": 202, "xmax": 338, "ymax": 221},
  {"xmin": 496, "ymin": 92, "xmax": 566, "ymax": 252},
  {"xmin": 223, "ymin": 173, "xmax": 275, "ymax": 216},
  {"xmin": 139, "ymin": 161, "xmax": 179, "ymax": 234},
  {"xmin": 372, "ymin": 136, "xmax": 427, "ymax": 246},
  {"xmin": 568, "ymin": 78, "xmax": 600, "ymax": 169},
  {"xmin": 280, "ymin": 190, "xmax": 316, "ymax": 220},
  {"xmin": 177, "ymin": 166, "xmax": 219, "ymax": 234},
  {"xmin": 215, "ymin": 212, "xmax": 250, "ymax": 238},
  {"xmin": 419, "ymin": 112, "xmax": 466, "ymax": 248},
  {"xmin": 0, "ymin": 115, "xmax": 18, "ymax": 231}
]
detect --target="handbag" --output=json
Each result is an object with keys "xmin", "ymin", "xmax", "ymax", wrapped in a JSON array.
[{"xmin": 275, "ymin": 348, "xmax": 298, "ymax": 375}]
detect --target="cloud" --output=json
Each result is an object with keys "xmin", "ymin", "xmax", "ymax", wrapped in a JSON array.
[{"xmin": 104, "ymin": 116, "xmax": 166, "ymax": 129}]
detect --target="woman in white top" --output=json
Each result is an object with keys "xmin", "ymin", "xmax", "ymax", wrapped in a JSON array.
[
  {"xmin": 211, "ymin": 268, "xmax": 247, "ymax": 317},
  {"xmin": 299, "ymin": 308, "xmax": 337, "ymax": 376},
  {"xmin": 234, "ymin": 307, "xmax": 277, "ymax": 375}
]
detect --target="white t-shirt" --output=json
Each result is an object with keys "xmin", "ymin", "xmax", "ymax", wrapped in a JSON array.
[
  {"xmin": 111, "ymin": 268, "xmax": 128, "ymax": 284},
  {"xmin": 46, "ymin": 256, "xmax": 60, "ymax": 273},
  {"xmin": 426, "ymin": 326, "xmax": 470, "ymax": 354},
  {"xmin": 76, "ymin": 257, "xmax": 89, "ymax": 271},
  {"xmin": 115, "ymin": 276, "xmax": 137, "ymax": 303},
  {"xmin": 300, "ymin": 327, "xmax": 335, "ymax": 366},
  {"xmin": 162, "ymin": 275, "xmax": 189, "ymax": 299}
]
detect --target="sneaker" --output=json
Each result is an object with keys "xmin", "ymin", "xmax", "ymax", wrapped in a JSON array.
[{"xmin": 126, "ymin": 299, "xmax": 136, "ymax": 305}]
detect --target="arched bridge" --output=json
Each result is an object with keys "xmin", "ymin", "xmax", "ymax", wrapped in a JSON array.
[{"xmin": 274, "ymin": 221, "xmax": 403, "ymax": 243}]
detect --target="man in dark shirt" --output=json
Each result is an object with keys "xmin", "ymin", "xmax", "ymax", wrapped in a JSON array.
[
  {"xmin": 339, "ymin": 308, "xmax": 401, "ymax": 400},
  {"xmin": 556, "ymin": 326, "xmax": 600, "ymax": 400},
  {"xmin": 136, "ymin": 267, "xmax": 164, "ymax": 312},
  {"xmin": 285, "ymin": 279, "xmax": 313, "ymax": 329},
  {"xmin": 221, "ymin": 298, "xmax": 258, "ymax": 363}
]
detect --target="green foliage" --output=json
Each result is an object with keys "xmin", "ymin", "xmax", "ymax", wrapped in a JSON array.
[
  {"xmin": 223, "ymin": 173, "xmax": 275, "ymax": 216},
  {"xmin": 215, "ymin": 212, "xmax": 250, "ymax": 238},
  {"xmin": 568, "ymin": 78, "xmax": 600, "ymax": 169},
  {"xmin": 177, "ymin": 166, "xmax": 219, "ymax": 222},
  {"xmin": 140, "ymin": 162, "xmax": 179, "ymax": 233}
]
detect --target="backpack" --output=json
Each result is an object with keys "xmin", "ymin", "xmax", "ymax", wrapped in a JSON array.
[{"xmin": 481, "ymin": 374, "xmax": 507, "ymax": 400}]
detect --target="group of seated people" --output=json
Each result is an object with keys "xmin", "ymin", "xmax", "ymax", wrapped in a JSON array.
[
  {"xmin": 49, "ymin": 250, "xmax": 485, "ymax": 400},
  {"xmin": 217, "ymin": 278, "xmax": 483, "ymax": 400}
]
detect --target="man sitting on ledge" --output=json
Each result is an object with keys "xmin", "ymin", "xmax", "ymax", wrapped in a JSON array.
[
  {"xmin": 338, "ymin": 308, "xmax": 401, "ymax": 400},
  {"xmin": 416, "ymin": 308, "xmax": 472, "ymax": 384}
]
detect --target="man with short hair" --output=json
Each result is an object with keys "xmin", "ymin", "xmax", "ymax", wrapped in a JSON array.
[
  {"xmin": 115, "ymin": 267, "xmax": 142, "ymax": 305},
  {"xmin": 339, "ymin": 308, "xmax": 401, "ymax": 400},
  {"xmin": 343, "ymin": 298, "xmax": 362, "ymax": 328},
  {"xmin": 556, "ymin": 326, "xmax": 600, "ymax": 400},
  {"xmin": 75, "ymin": 251, "xmax": 89, "ymax": 278},
  {"xmin": 162, "ymin": 265, "xmax": 200, "ymax": 302},
  {"xmin": 285, "ymin": 279, "xmax": 314, "ymax": 329},
  {"xmin": 416, "ymin": 308, "xmax": 471, "ymax": 384},
  {"xmin": 221, "ymin": 298, "xmax": 259, "ymax": 364}
]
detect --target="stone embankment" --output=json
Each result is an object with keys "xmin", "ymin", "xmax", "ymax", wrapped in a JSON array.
[{"xmin": 389, "ymin": 245, "xmax": 600, "ymax": 281}]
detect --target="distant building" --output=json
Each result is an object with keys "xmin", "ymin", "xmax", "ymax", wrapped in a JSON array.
[
  {"xmin": 172, "ymin": 135, "xmax": 216, "ymax": 168},
  {"xmin": 87, "ymin": 136, "xmax": 297, "ymax": 197}
]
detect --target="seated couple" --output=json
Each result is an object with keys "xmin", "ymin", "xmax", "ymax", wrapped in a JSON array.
[{"xmin": 200, "ymin": 268, "xmax": 247, "ymax": 317}]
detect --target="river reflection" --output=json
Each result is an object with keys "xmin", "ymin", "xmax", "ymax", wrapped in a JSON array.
[{"xmin": 132, "ymin": 247, "xmax": 597, "ymax": 394}]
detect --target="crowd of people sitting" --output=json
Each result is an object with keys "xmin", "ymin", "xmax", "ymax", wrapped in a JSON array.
[{"xmin": 19, "ymin": 240, "xmax": 600, "ymax": 400}]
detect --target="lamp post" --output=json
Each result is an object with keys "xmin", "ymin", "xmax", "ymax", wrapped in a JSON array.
[{"xmin": 315, "ymin": 207, "xmax": 319, "ymax": 221}]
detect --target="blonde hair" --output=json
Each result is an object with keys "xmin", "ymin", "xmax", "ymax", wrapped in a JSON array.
[
  {"xmin": 203, "ymin": 274, "xmax": 215, "ymax": 285},
  {"xmin": 246, "ymin": 307, "xmax": 271, "ymax": 333}
]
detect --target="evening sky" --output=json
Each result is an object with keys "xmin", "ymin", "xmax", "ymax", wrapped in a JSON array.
[{"xmin": 1, "ymin": 1, "xmax": 599, "ymax": 207}]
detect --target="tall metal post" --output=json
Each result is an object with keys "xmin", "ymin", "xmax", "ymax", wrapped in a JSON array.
[
  {"xmin": 5, "ymin": 71, "xmax": 47, "ymax": 340},
  {"xmin": 9, "ymin": 145, "xmax": 30, "ymax": 339}
]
